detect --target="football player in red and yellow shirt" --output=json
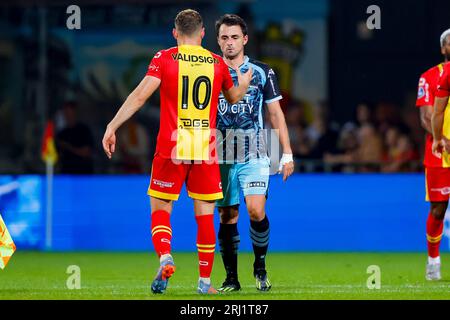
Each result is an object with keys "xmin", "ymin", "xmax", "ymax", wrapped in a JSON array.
[
  {"xmin": 102, "ymin": 9, "xmax": 252, "ymax": 294},
  {"xmin": 416, "ymin": 28, "xmax": 450, "ymax": 281},
  {"xmin": 432, "ymin": 62, "xmax": 450, "ymax": 156}
]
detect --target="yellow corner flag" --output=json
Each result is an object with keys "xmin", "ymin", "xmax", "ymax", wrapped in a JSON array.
[{"xmin": 0, "ymin": 214, "xmax": 16, "ymax": 269}]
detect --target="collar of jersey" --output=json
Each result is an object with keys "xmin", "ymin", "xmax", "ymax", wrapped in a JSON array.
[
  {"xmin": 229, "ymin": 56, "xmax": 249, "ymax": 72},
  {"xmin": 178, "ymin": 44, "xmax": 203, "ymax": 49},
  {"xmin": 239, "ymin": 56, "xmax": 250, "ymax": 68}
]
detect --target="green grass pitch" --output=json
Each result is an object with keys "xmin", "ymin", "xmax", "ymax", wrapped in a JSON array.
[{"xmin": 0, "ymin": 252, "xmax": 449, "ymax": 300}]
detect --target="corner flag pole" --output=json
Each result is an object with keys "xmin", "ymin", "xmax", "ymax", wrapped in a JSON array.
[
  {"xmin": 41, "ymin": 120, "xmax": 57, "ymax": 251},
  {"xmin": 38, "ymin": 7, "xmax": 52, "ymax": 251},
  {"xmin": 45, "ymin": 159, "xmax": 53, "ymax": 250}
]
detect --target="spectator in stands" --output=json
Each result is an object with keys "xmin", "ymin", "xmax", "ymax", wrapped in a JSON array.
[
  {"xmin": 374, "ymin": 101, "xmax": 403, "ymax": 135},
  {"xmin": 356, "ymin": 102, "xmax": 374, "ymax": 127},
  {"xmin": 116, "ymin": 118, "xmax": 150, "ymax": 174},
  {"xmin": 324, "ymin": 123, "xmax": 384, "ymax": 172},
  {"xmin": 56, "ymin": 101, "xmax": 94, "ymax": 174},
  {"xmin": 323, "ymin": 122, "xmax": 359, "ymax": 172},
  {"xmin": 285, "ymin": 100, "xmax": 312, "ymax": 159},
  {"xmin": 306, "ymin": 104, "xmax": 339, "ymax": 161},
  {"xmin": 381, "ymin": 127, "xmax": 420, "ymax": 172},
  {"xmin": 354, "ymin": 123, "xmax": 383, "ymax": 172},
  {"xmin": 383, "ymin": 126, "xmax": 401, "ymax": 160}
]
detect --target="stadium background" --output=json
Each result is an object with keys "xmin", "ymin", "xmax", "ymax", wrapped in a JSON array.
[{"xmin": 0, "ymin": 0, "xmax": 450, "ymax": 294}]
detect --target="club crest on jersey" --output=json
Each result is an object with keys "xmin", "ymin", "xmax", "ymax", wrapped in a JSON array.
[
  {"xmin": 218, "ymin": 98, "xmax": 254, "ymax": 116},
  {"xmin": 218, "ymin": 99, "xmax": 228, "ymax": 115}
]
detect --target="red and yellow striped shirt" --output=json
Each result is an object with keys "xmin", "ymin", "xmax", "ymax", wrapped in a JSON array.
[
  {"xmin": 146, "ymin": 45, "xmax": 233, "ymax": 161},
  {"xmin": 416, "ymin": 63, "xmax": 450, "ymax": 168}
]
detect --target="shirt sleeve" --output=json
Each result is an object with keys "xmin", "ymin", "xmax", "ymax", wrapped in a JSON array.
[
  {"xmin": 264, "ymin": 68, "xmax": 282, "ymax": 104},
  {"xmin": 146, "ymin": 50, "xmax": 164, "ymax": 79},
  {"xmin": 220, "ymin": 59, "xmax": 234, "ymax": 91},
  {"xmin": 436, "ymin": 65, "xmax": 450, "ymax": 98},
  {"xmin": 416, "ymin": 72, "xmax": 434, "ymax": 107}
]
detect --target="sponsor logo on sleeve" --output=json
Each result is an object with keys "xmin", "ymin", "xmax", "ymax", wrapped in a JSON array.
[
  {"xmin": 418, "ymin": 77, "xmax": 429, "ymax": 102},
  {"xmin": 148, "ymin": 64, "xmax": 159, "ymax": 72},
  {"xmin": 247, "ymin": 181, "xmax": 267, "ymax": 188},
  {"xmin": 418, "ymin": 87, "xmax": 425, "ymax": 99}
]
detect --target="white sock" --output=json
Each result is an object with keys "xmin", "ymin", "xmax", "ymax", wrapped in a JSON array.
[
  {"xmin": 428, "ymin": 256, "xmax": 440, "ymax": 265},
  {"xmin": 199, "ymin": 277, "xmax": 210, "ymax": 285},
  {"xmin": 160, "ymin": 253, "xmax": 172, "ymax": 263}
]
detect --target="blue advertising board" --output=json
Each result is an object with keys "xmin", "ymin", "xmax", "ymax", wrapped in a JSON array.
[{"xmin": 0, "ymin": 174, "xmax": 448, "ymax": 252}]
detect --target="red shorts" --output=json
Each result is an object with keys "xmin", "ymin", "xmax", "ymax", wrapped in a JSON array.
[
  {"xmin": 147, "ymin": 153, "xmax": 223, "ymax": 201},
  {"xmin": 425, "ymin": 167, "xmax": 450, "ymax": 202}
]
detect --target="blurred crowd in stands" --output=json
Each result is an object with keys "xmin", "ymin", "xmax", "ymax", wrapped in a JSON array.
[
  {"xmin": 285, "ymin": 100, "xmax": 422, "ymax": 173},
  {"xmin": 40, "ymin": 97, "xmax": 423, "ymax": 175},
  {"xmin": 1, "ymin": 93, "xmax": 423, "ymax": 175}
]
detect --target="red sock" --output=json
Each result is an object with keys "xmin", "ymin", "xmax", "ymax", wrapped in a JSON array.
[
  {"xmin": 151, "ymin": 210, "xmax": 172, "ymax": 257},
  {"xmin": 195, "ymin": 214, "xmax": 216, "ymax": 278},
  {"xmin": 426, "ymin": 212, "xmax": 444, "ymax": 258}
]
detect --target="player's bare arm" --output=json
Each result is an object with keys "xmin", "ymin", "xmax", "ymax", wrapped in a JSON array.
[
  {"xmin": 419, "ymin": 105, "xmax": 433, "ymax": 134},
  {"xmin": 418, "ymin": 105, "xmax": 449, "ymax": 153},
  {"xmin": 267, "ymin": 101, "xmax": 294, "ymax": 181},
  {"xmin": 102, "ymin": 75, "xmax": 161, "ymax": 159},
  {"xmin": 222, "ymin": 66, "xmax": 253, "ymax": 104},
  {"xmin": 431, "ymin": 96, "xmax": 448, "ymax": 157}
]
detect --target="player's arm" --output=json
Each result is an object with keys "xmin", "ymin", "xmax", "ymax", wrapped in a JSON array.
[
  {"xmin": 416, "ymin": 74, "xmax": 434, "ymax": 134},
  {"xmin": 431, "ymin": 96, "xmax": 449, "ymax": 156},
  {"xmin": 102, "ymin": 75, "xmax": 161, "ymax": 159},
  {"xmin": 432, "ymin": 66, "xmax": 450, "ymax": 155},
  {"xmin": 222, "ymin": 67, "xmax": 253, "ymax": 104},
  {"xmin": 266, "ymin": 100, "xmax": 294, "ymax": 181},
  {"xmin": 419, "ymin": 105, "xmax": 433, "ymax": 134}
]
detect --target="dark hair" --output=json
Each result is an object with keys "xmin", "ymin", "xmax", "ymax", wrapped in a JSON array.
[
  {"xmin": 215, "ymin": 14, "xmax": 248, "ymax": 37},
  {"xmin": 174, "ymin": 9, "xmax": 203, "ymax": 36}
]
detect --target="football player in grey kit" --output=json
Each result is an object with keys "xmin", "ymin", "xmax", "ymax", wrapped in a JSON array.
[{"xmin": 215, "ymin": 14, "xmax": 294, "ymax": 292}]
